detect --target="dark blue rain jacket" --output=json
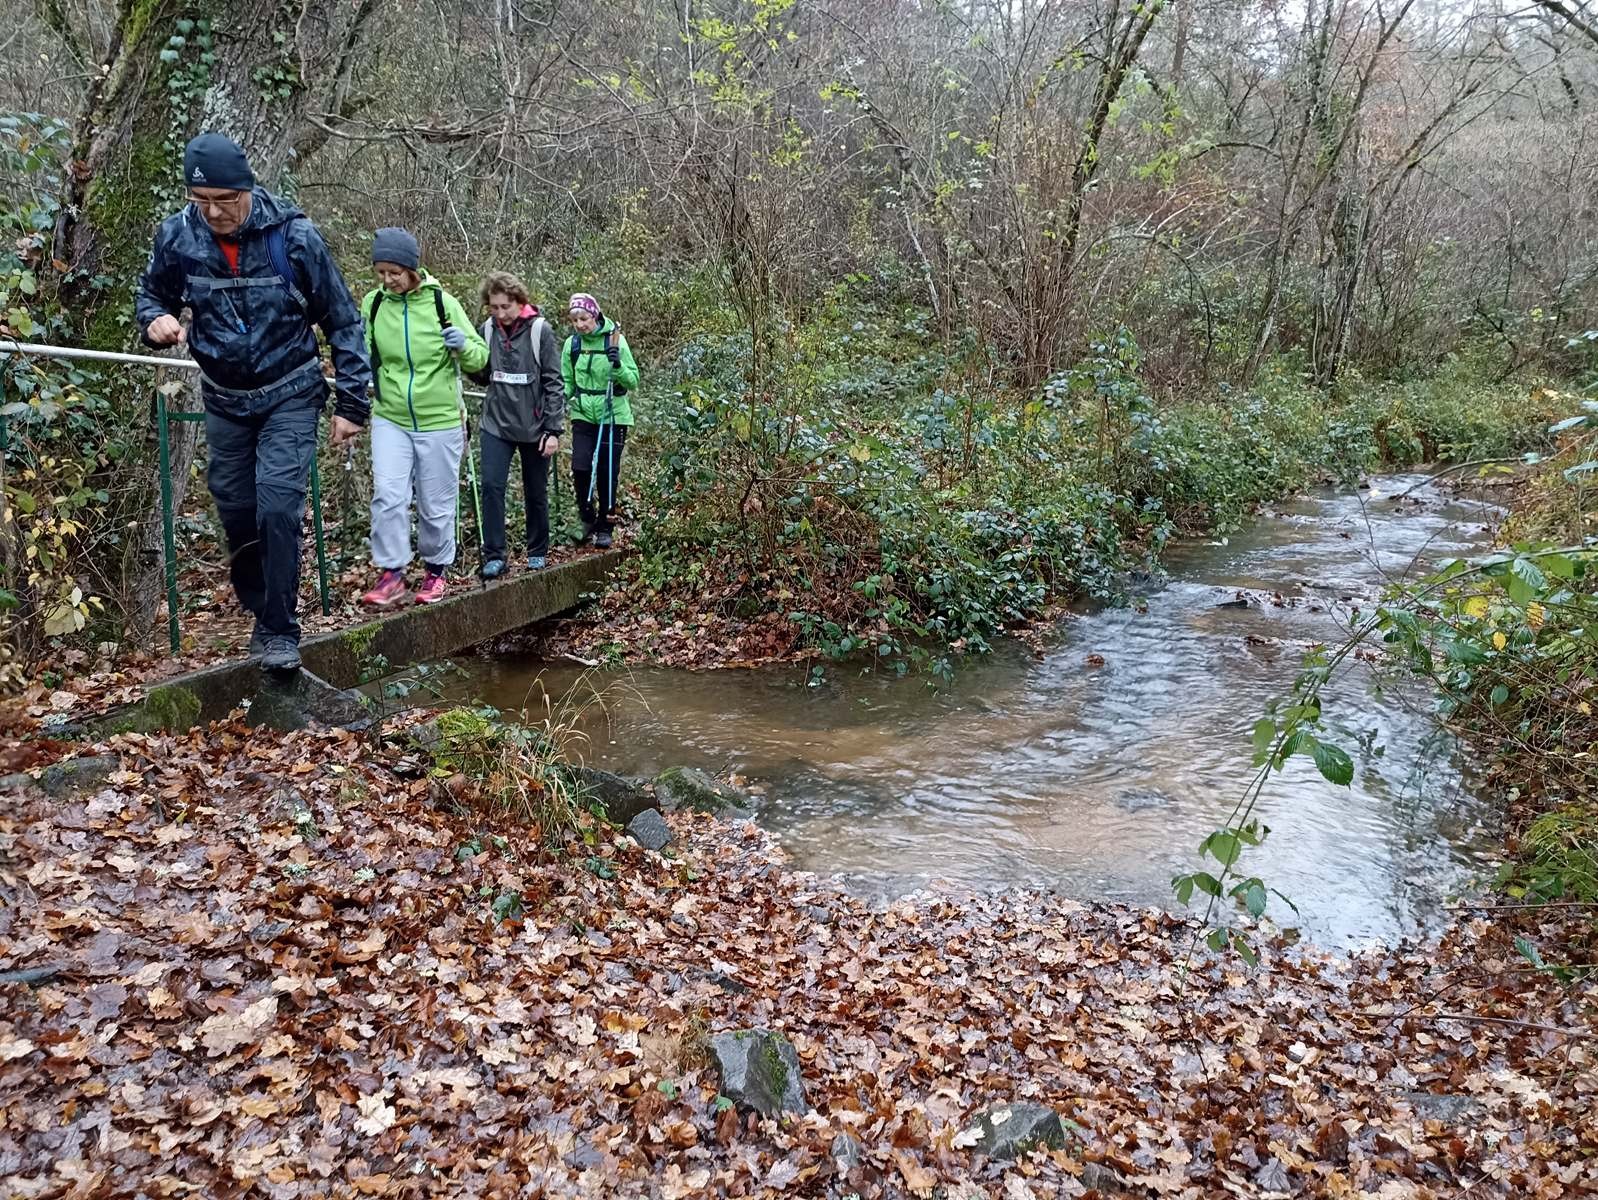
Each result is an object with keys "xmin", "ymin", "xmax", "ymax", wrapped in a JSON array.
[{"xmin": 135, "ymin": 188, "xmax": 370, "ymax": 423}]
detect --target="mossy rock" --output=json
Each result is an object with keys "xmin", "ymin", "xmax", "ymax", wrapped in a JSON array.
[
  {"xmin": 408, "ymin": 719, "xmax": 444, "ymax": 752},
  {"xmin": 708, "ymin": 1029, "xmax": 807, "ymax": 1118},
  {"xmin": 0, "ymin": 756, "xmax": 120, "ymax": 798},
  {"xmin": 653, "ymin": 766, "xmax": 753, "ymax": 817},
  {"xmin": 34, "ymin": 756, "xmax": 121, "ymax": 797},
  {"xmin": 98, "ymin": 684, "xmax": 203, "ymax": 735},
  {"xmin": 571, "ymin": 766, "xmax": 657, "ymax": 825}
]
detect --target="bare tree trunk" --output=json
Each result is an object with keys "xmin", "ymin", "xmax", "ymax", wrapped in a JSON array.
[
  {"xmin": 1171, "ymin": 0, "xmax": 1192, "ymax": 85},
  {"xmin": 1029, "ymin": 0, "xmax": 1166, "ymax": 383}
]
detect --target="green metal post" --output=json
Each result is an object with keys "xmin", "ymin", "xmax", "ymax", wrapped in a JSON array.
[
  {"xmin": 309, "ymin": 452, "xmax": 331, "ymax": 616},
  {"xmin": 156, "ymin": 389, "xmax": 181, "ymax": 656}
]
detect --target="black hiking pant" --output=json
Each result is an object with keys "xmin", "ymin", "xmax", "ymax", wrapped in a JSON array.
[
  {"xmin": 480, "ymin": 429, "xmax": 551, "ymax": 560},
  {"xmin": 570, "ymin": 419, "xmax": 627, "ymax": 536},
  {"xmin": 202, "ymin": 368, "xmax": 324, "ymax": 642}
]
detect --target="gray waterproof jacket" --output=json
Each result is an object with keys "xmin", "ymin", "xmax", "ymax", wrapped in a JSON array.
[{"xmin": 471, "ymin": 310, "xmax": 565, "ymax": 444}]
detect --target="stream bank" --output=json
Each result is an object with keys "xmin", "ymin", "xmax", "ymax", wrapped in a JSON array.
[{"xmin": 0, "ymin": 718, "xmax": 1589, "ymax": 1199}]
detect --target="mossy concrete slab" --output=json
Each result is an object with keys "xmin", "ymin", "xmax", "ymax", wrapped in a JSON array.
[
  {"xmin": 302, "ymin": 552, "xmax": 616, "ymax": 688},
  {"xmin": 94, "ymin": 552, "xmax": 619, "ymax": 733}
]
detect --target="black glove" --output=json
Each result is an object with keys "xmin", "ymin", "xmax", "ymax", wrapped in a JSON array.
[{"xmin": 605, "ymin": 344, "xmax": 621, "ymax": 369}]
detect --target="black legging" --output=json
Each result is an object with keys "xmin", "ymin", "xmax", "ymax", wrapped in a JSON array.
[
  {"xmin": 570, "ymin": 419, "xmax": 628, "ymax": 535},
  {"xmin": 479, "ymin": 429, "xmax": 551, "ymax": 559}
]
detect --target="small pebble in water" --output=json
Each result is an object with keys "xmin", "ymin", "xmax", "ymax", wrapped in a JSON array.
[{"xmin": 1113, "ymin": 789, "xmax": 1172, "ymax": 813}]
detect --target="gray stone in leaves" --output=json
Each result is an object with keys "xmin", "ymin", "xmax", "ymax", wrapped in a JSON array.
[
  {"xmin": 709, "ymin": 1029, "xmax": 807, "ymax": 1118},
  {"xmin": 830, "ymin": 1132, "xmax": 861, "ymax": 1169},
  {"xmin": 653, "ymin": 766, "xmax": 753, "ymax": 817},
  {"xmin": 626, "ymin": 808, "xmax": 673, "ymax": 852},
  {"xmin": 34, "ymin": 755, "xmax": 120, "ymax": 797},
  {"xmin": 1080, "ymin": 1161, "xmax": 1130, "ymax": 1194},
  {"xmin": 968, "ymin": 1102, "xmax": 1071, "ymax": 1161},
  {"xmin": 1398, "ymin": 1090, "xmax": 1487, "ymax": 1124}
]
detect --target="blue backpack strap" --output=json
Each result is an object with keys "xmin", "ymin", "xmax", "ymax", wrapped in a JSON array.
[{"xmin": 265, "ymin": 221, "xmax": 308, "ymax": 312}]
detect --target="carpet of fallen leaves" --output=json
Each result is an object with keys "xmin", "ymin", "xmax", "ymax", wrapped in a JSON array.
[{"xmin": 2, "ymin": 720, "xmax": 1595, "ymax": 1199}]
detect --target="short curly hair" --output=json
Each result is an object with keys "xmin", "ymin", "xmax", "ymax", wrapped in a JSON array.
[{"xmin": 479, "ymin": 270, "xmax": 530, "ymax": 308}]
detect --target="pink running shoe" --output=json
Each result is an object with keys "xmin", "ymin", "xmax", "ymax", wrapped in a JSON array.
[
  {"xmin": 362, "ymin": 568, "xmax": 408, "ymax": 608},
  {"xmin": 414, "ymin": 570, "xmax": 448, "ymax": 604}
]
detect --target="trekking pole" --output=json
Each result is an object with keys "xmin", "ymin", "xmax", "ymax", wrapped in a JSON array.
[
  {"xmin": 606, "ymin": 391, "xmax": 618, "ymax": 529},
  {"xmin": 587, "ymin": 382, "xmax": 612, "ymax": 507},
  {"xmin": 551, "ymin": 438, "xmax": 563, "ymax": 537}
]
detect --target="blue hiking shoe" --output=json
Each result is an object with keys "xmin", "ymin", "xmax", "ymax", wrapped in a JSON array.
[
  {"xmin": 482, "ymin": 558, "xmax": 507, "ymax": 580},
  {"xmin": 593, "ymin": 532, "xmax": 613, "ymax": 549},
  {"xmin": 527, "ymin": 555, "xmax": 547, "ymax": 570}
]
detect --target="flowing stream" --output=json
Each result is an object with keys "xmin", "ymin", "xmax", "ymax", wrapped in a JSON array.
[{"xmin": 440, "ymin": 474, "xmax": 1505, "ymax": 946}]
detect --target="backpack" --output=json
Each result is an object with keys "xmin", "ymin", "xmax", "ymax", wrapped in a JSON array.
[
  {"xmin": 366, "ymin": 286, "xmax": 449, "ymax": 404},
  {"xmin": 567, "ymin": 327, "xmax": 627, "ymax": 397},
  {"xmin": 481, "ymin": 315, "xmax": 548, "ymax": 367},
  {"xmin": 263, "ymin": 221, "xmax": 308, "ymax": 312}
]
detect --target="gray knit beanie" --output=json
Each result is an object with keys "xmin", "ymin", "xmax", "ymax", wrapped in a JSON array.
[{"xmin": 371, "ymin": 227, "xmax": 420, "ymax": 271}]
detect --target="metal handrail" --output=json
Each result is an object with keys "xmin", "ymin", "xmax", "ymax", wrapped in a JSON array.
[
  {"xmin": 0, "ymin": 338, "xmax": 348, "ymax": 652},
  {"xmin": 0, "ymin": 339, "xmax": 489, "ymax": 396},
  {"xmin": 2, "ymin": 337, "xmax": 544, "ymax": 654},
  {"xmin": 2, "ymin": 338, "xmax": 493, "ymax": 653},
  {"xmin": 0, "ymin": 339, "xmax": 201, "ymax": 370}
]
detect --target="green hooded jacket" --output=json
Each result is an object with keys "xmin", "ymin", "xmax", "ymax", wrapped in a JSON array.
[
  {"xmin": 364, "ymin": 272, "xmax": 489, "ymax": 431},
  {"xmin": 561, "ymin": 317, "xmax": 638, "ymax": 426}
]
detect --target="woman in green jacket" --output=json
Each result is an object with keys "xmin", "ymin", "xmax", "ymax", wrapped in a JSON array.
[
  {"xmin": 360, "ymin": 227, "xmax": 488, "ymax": 606},
  {"xmin": 563, "ymin": 292, "xmax": 638, "ymax": 548}
]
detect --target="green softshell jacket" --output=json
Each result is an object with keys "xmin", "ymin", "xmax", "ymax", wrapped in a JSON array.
[
  {"xmin": 364, "ymin": 273, "xmax": 489, "ymax": 431},
  {"xmin": 561, "ymin": 317, "xmax": 638, "ymax": 427}
]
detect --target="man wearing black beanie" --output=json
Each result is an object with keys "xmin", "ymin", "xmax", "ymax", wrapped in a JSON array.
[{"xmin": 135, "ymin": 132, "xmax": 372, "ymax": 671}]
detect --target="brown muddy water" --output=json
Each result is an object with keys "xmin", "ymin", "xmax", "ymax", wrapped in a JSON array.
[{"xmin": 435, "ymin": 474, "xmax": 1506, "ymax": 946}]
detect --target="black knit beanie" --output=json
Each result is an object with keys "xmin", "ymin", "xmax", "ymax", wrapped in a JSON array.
[{"xmin": 183, "ymin": 133, "xmax": 255, "ymax": 191}]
